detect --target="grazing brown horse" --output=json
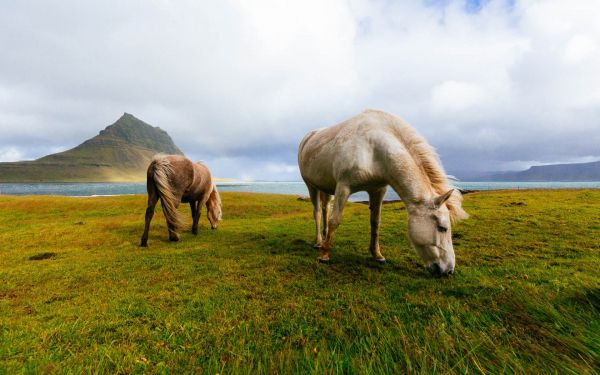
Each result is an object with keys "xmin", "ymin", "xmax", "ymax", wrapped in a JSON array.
[{"xmin": 140, "ymin": 154, "xmax": 222, "ymax": 247}]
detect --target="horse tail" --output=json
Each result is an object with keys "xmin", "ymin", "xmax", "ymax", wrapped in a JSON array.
[{"xmin": 149, "ymin": 157, "xmax": 185, "ymax": 233}]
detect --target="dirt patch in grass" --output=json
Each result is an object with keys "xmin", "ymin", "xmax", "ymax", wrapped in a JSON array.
[
  {"xmin": 28, "ymin": 252, "xmax": 57, "ymax": 261},
  {"xmin": 503, "ymin": 201, "xmax": 527, "ymax": 207}
]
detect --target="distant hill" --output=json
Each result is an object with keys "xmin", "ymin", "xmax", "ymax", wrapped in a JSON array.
[
  {"xmin": 0, "ymin": 113, "xmax": 183, "ymax": 182},
  {"xmin": 482, "ymin": 160, "xmax": 600, "ymax": 182}
]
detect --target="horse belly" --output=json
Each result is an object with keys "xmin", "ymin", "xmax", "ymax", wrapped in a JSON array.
[
  {"xmin": 301, "ymin": 168, "xmax": 337, "ymax": 194},
  {"xmin": 303, "ymin": 150, "xmax": 384, "ymax": 195},
  {"xmin": 181, "ymin": 186, "xmax": 204, "ymax": 203},
  {"xmin": 300, "ymin": 144, "xmax": 337, "ymax": 188}
]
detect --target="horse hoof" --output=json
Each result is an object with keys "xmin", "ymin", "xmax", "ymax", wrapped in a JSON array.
[
  {"xmin": 140, "ymin": 242, "xmax": 148, "ymax": 248},
  {"xmin": 313, "ymin": 243, "xmax": 322, "ymax": 249},
  {"xmin": 317, "ymin": 258, "xmax": 330, "ymax": 264},
  {"xmin": 375, "ymin": 258, "xmax": 386, "ymax": 264}
]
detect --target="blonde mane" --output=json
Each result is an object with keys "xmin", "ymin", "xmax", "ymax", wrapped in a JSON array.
[{"xmin": 368, "ymin": 110, "xmax": 468, "ymax": 223}]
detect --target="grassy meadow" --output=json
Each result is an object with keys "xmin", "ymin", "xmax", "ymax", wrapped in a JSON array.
[{"xmin": 0, "ymin": 190, "xmax": 599, "ymax": 373}]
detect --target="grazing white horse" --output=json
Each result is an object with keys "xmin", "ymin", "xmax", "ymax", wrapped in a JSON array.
[{"xmin": 298, "ymin": 109, "xmax": 468, "ymax": 276}]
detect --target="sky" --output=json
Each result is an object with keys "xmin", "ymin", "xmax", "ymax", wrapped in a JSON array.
[{"xmin": 1, "ymin": 0, "xmax": 599, "ymax": 180}]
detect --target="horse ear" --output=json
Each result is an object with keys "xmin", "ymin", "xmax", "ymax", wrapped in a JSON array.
[{"xmin": 434, "ymin": 189, "xmax": 454, "ymax": 208}]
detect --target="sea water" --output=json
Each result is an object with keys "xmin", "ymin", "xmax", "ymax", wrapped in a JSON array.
[{"xmin": 1, "ymin": 181, "xmax": 599, "ymax": 201}]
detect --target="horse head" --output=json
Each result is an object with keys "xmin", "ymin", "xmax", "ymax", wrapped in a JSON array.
[
  {"xmin": 406, "ymin": 189, "xmax": 457, "ymax": 277},
  {"xmin": 206, "ymin": 186, "xmax": 222, "ymax": 229}
]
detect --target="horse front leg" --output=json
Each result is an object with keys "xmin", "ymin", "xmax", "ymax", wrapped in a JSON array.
[
  {"xmin": 307, "ymin": 185, "xmax": 323, "ymax": 248},
  {"xmin": 319, "ymin": 184, "xmax": 350, "ymax": 263},
  {"xmin": 191, "ymin": 200, "xmax": 201, "ymax": 235},
  {"xmin": 368, "ymin": 187, "xmax": 387, "ymax": 263},
  {"xmin": 141, "ymin": 193, "xmax": 159, "ymax": 247},
  {"xmin": 190, "ymin": 201, "xmax": 198, "ymax": 234}
]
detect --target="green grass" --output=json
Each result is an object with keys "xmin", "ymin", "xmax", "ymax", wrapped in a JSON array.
[{"xmin": 0, "ymin": 190, "xmax": 598, "ymax": 373}]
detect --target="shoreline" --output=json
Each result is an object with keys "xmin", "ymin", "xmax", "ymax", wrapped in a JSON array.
[{"xmin": 2, "ymin": 182, "xmax": 600, "ymax": 198}]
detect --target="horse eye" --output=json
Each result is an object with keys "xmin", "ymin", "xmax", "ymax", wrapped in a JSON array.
[{"xmin": 437, "ymin": 225, "xmax": 448, "ymax": 233}]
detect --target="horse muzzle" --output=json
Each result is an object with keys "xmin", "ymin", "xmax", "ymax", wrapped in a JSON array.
[{"xmin": 428, "ymin": 262, "xmax": 454, "ymax": 277}]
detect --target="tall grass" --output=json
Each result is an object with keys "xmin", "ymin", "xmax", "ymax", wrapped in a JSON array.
[{"xmin": 0, "ymin": 190, "xmax": 598, "ymax": 373}]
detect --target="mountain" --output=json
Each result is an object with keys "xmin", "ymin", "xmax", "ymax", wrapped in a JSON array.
[
  {"xmin": 0, "ymin": 113, "xmax": 183, "ymax": 182},
  {"xmin": 482, "ymin": 160, "xmax": 600, "ymax": 182}
]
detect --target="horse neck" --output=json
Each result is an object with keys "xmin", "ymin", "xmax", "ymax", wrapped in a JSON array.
[{"xmin": 387, "ymin": 155, "xmax": 435, "ymax": 205}]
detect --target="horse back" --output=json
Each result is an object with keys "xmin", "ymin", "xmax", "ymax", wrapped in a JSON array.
[
  {"xmin": 298, "ymin": 110, "xmax": 407, "ymax": 192},
  {"xmin": 148, "ymin": 154, "xmax": 195, "ymax": 199},
  {"xmin": 184, "ymin": 162, "xmax": 213, "ymax": 200}
]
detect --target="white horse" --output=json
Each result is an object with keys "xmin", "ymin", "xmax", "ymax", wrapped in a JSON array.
[{"xmin": 298, "ymin": 109, "xmax": 468, "ymax": 276}]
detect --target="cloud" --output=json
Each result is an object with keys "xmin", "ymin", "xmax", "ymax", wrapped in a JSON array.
[
  {"xmin": 562, "ymin": 34, "xmax": 597, "ymax": 64},
  {"xmin": 1, "ymin": 0, "xmax": 599, "ymax": 179},
  {"xmin": 0, "ymin": 147, "xmax": 25, "ymax": 162},
  {"xmin": 431, "ymin": 81, "xmax": 487, "ymax": 112}
]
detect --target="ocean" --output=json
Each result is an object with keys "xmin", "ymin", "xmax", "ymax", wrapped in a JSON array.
[{"xmin": 1, "ymin": 181, "xmax": 600, "ymax": 201}]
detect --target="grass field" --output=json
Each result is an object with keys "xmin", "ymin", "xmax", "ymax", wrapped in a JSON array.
[{"xmin": 0, "ymin": 190, "xmax": 598, "ymax": 373}]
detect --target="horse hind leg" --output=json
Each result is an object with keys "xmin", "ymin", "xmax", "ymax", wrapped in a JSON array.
[
  {"xmin": 307, "ymin": 185, "xmax": 323, "ymax": 248},
  {"xmin": 320, "ymin": 183, "xmax": 350, "ymax": 263},
  {"xmin": 320, "ymin": 191, "xmax": 332, "ymax": 239},
  {"xmin": 368, "ymin": 187, "xmax": 387, "ymax": 263},
  {"xmin": 141, "ymin": 187, "xmax": 159, "ymax": 247}
]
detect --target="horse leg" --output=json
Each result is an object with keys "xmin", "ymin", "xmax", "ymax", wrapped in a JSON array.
[
  {"xmin": 368, "ymin": 187, "xmax": 387, "ymax": 263},
  {"xmin": 320, "ymin": 191, "xmax": 332, "ymax": 239},
  {"xmin": 194, "ymin": 200, "xmax": 202, "ymax": 234},
  {"xmin": 307, "ymin": 185, "xmax": 322, "ymax": 248},
  {"xmin": 319, "ymin": 184, "xmax": 350, "ymax": 263},
  {"xmin": 190, "ymin": 200, "xmax": 199, "ymax": 235},
  {"xmin": 141, "ymin": 191, "xmax": 159, "ymax": 247}
]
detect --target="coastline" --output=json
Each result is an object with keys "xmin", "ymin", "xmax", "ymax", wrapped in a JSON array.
[{"xmin": 1, "ymin": 181, "xmax": 600, "ymax": 198}]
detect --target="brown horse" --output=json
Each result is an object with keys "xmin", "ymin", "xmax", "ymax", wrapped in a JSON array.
[{"xmin": 140, "ymin": 154, "xmax": 222, "ymax": 247}]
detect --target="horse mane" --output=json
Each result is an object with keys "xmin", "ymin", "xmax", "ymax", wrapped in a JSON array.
[
  {"xmin": 209, "ymin": 184, "xmax": 221, "ymax": 207},
  {"xmin": 367, "ymin": 109, "xmax": 468, "ymax": 223}
]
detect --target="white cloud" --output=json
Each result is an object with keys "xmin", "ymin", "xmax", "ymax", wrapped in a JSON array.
[
  {"xmin": 0, "ymin": 147, "xmax": 25, "ymax": 162},
  {"xmin": 1, "ymin": 0, "xmax": 600, "ymax": 178},
  {"xmin": 562, "ymin": 34, "xmax": 597, "ymax": 64},
  {"xmin": 431, "ymin": 81, "xmax": 487, "ymax": 112},
  {"xmin": 204, "ymin": 156, "xmax": 298, "ymax": 181}
]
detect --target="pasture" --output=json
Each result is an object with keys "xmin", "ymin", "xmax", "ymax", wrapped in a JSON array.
[{"xmin": 0, "ymin": 190, "xmax": 598, "ymax": 373}]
